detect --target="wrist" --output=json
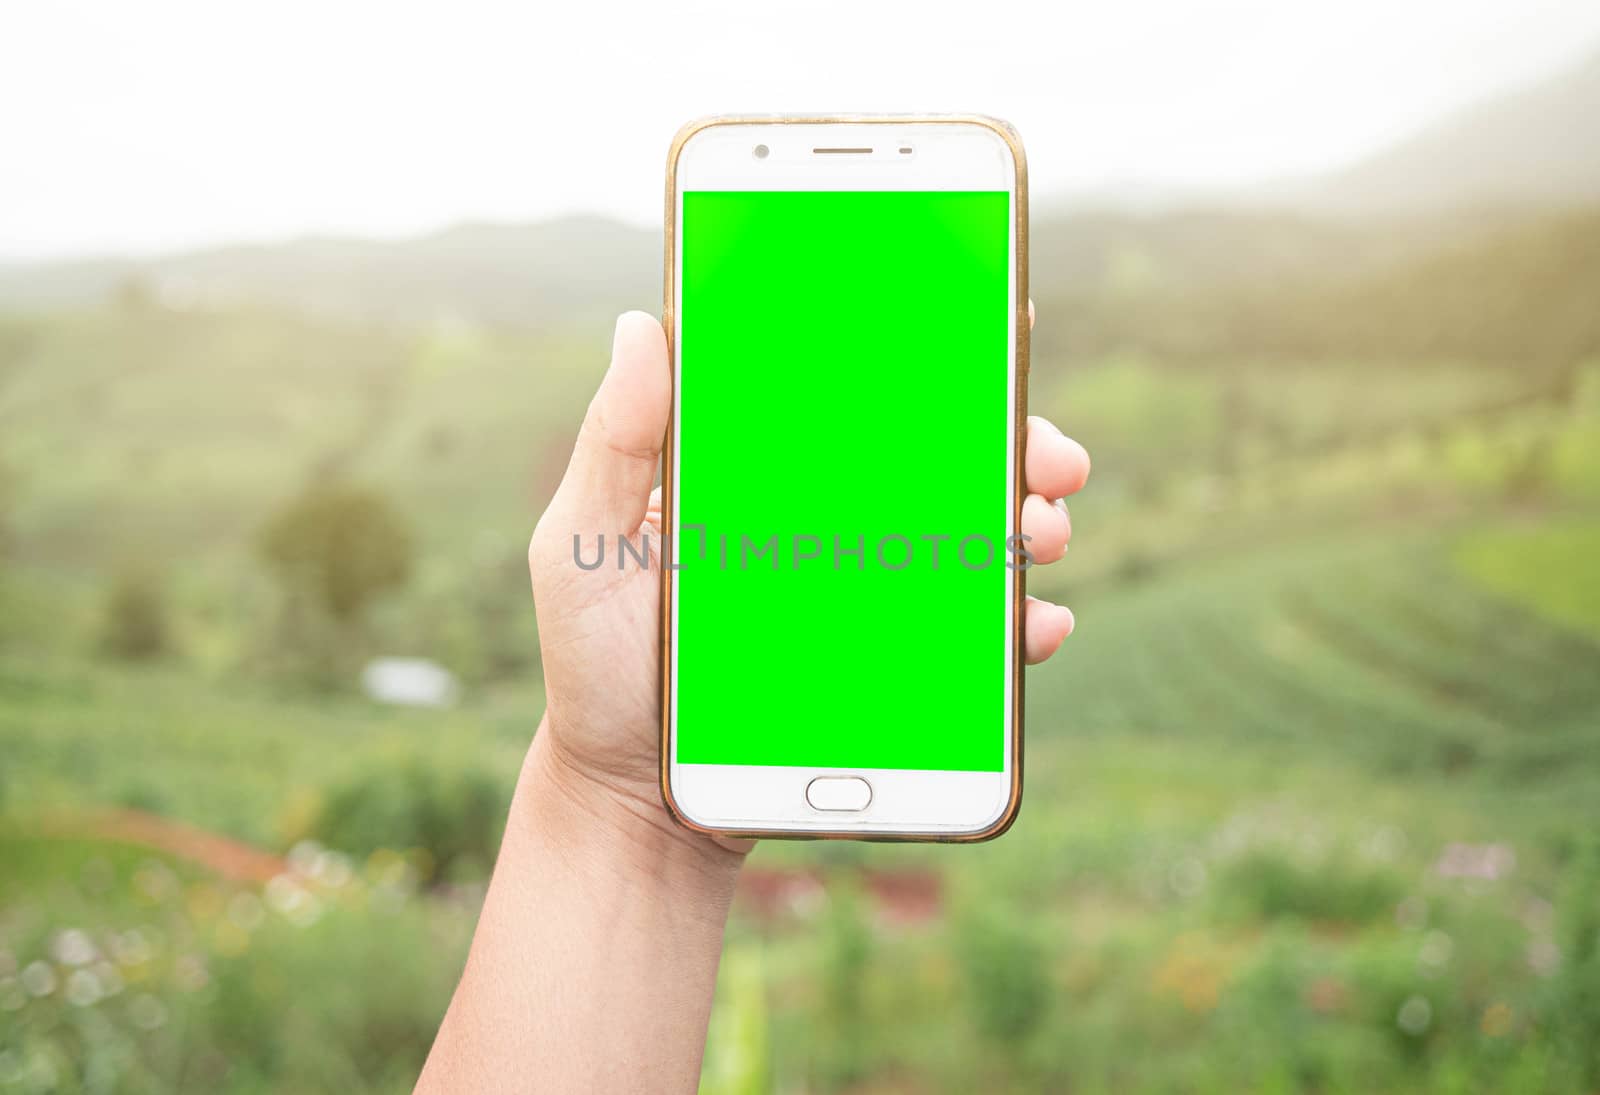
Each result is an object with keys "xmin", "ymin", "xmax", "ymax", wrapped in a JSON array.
[
  {"xmin": 422, "ymin": 722, "xmax": 744, "ymax": 1094},
  {"xmin": 511, "ymin": 721, "xmax": 747, "ymax": 903}
]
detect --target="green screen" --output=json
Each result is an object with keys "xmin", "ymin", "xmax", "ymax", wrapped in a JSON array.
[{"xmin": 676, "ymin": 190, "xmax": 1011, "ymax": 771}]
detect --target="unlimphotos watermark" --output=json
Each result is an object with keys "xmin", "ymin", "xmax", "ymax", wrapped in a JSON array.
[{"xmin": 572, "ymin": 529, "xmax": 1034, "ymax": 572}]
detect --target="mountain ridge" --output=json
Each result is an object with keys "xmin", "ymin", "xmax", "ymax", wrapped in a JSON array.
[
  {"xmin": 1259, "ymin": 46, "xmax": 1600, "ymax": 215},
  {"xmin": 2, "ymin": 46, "xmax": 1596, "ymax": 324}
]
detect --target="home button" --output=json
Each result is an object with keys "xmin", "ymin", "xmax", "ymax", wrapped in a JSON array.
[{"xmin": 805, "ymin": 776, "xmax": 873, "ymax": 812}]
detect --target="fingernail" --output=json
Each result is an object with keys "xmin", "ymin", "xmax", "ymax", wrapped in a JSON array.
[{"xmin": 1053, "ymin": 498, "xmax": 1071, "ymax": 546}]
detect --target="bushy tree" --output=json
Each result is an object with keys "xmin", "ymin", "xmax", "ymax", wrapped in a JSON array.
[
  {"xmin": 100, "ymin": 566, "xmax": 172, "ymax": 660},
  {"xmin": 258, "ymin": 483, "xmax": 412, "ymax": 625},
  {"xmin": 310, "ymin": 758, "xmax": 507, "ymax": 882},
  {"xmin": 953, "ymin": 903, "xmax": 1051, "ymax": 1048}
]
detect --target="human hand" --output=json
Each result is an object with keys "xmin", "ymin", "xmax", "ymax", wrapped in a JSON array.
[
  {"xmin": 420, "ymin": 307, "xmax": 1091, "ymax": 1092},
  {"xmin": 525, "ymin": 305, "xmax": 1090, "ymax": 857}
]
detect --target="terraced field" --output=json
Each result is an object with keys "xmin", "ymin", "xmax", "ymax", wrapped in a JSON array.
[
  {"xmin": 1040, "ymin": 526, "xmax": 1600, "ymax": 786},
  {"xmin": 722, "ymin": 517, "xmax": 1600, "ymax": 1092},
  {"xmin": 4, "ymin": 505, "xmax": 1599, "ymax": 1092}
]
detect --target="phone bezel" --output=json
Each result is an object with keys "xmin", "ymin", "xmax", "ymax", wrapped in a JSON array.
[{"xmin": 660, "ymin": 115, "xmax": 1028, "ymax": 841}]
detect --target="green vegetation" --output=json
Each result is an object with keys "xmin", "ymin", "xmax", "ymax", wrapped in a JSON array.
[
  {"xmin": 308, "ymin": 759, "xmax": 509, "ymax": 884},
  {"xmin": 3, "ymin": 178, "xmax": 1600, "ymax": 1089},
  {"xmin": 258, "ymin": 484, "xmax": 413, "ymax": 627},
  {"xmin": 256, "ymin": 482, "xmax": 414, "ymax": 682},
  {"xmin": 1454, "ymin": 520, "xmax": 1600, "ymax": 642},
  {"xmin": 0, "ymin": 830, "xmax": 465, "ymax": 1093},
  {"xmin": 97, "ymin": 568, "xmax": 173, "ymax": 662}
]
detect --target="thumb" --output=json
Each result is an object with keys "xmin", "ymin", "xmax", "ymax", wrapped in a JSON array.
[{"xmin": 547, "ymin": 311, "xmax": 670, "ymax": 535}]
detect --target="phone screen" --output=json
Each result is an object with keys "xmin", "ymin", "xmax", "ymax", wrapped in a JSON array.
[{"xmin": 674, "ymin": 189, "xmax": 1012, "ymax": 772}]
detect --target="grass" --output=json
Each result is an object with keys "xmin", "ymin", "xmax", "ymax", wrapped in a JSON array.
[
  {"xmin": 1453, "ymin": 519, "xmax": 1600, "ymax": 643},
  {"xmin": 0, "ymin": 828, "xmax": 467, "ymax": 1094},
  {"xmin": 5, "ymin": 512, "xmax": 1598, "ymax": 1091},
  {"xmin": 0, "ymin": 655, "xmax": 535, "ymax": 847}
]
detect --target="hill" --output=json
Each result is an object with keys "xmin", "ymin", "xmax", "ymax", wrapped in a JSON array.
[
  {"xmin": 1033, "ymin": 204, "xmax": 1600, "ymax": 367},
  {"xmin": 1269, "ymin": 47, "xmax": 1600, "ymax": 216},
  {"xmin": 0, "ymin": 215, "xmax": 660, "ymax": 328},
  {"xmin": 0, "ymin": 206, "xmax": 1512, "ymax": 331},
  {"xmin": 4, "ymin": 49, "xmax": 1600, "ymax": 329}
]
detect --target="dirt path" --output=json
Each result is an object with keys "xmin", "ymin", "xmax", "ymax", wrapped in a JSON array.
[{"xmin": 47, "ymin": 808, "xmax": 289, "ymax": 883}]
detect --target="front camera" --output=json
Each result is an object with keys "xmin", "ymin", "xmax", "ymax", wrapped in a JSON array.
[{"xmin": 753, "ymin": 144, "xmax": 770, "ymax": 160}]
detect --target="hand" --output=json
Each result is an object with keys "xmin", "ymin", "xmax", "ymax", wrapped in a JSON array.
[
  {"xmin": 525, "ymin": 304, "xmax": 1091, "ymax": 855},
  {"xmin": 423, "ymin": 307, "xmax": 1092, "ymax": 1092}
]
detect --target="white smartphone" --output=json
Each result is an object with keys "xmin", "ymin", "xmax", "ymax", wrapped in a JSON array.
[{"xmin": 660, "ymin": 116, "xmax": 1027, "ymax": 841}]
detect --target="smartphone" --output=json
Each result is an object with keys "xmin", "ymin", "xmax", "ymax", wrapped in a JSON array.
[{"xmin": 661, "ymin": 115, "xmax": 1027, "ymax": 841}]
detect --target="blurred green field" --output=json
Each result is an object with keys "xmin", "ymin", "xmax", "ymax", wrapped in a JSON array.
[
  {"xmin": 6, "ymin": 503, "xmax": 1600, "ymax": 1091},
  {"xmin": 3, "ymin": 200, "xmax": 1600, "ymax": 1092}
]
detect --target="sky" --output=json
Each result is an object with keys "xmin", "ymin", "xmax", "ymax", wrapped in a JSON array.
[{"xmin": 2, "ymin": 0, "xmax": 1599, "ymax": 261}]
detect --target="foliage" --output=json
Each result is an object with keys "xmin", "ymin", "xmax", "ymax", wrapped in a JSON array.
[
  {"xmin": 1454, "ymin": 519, "xmax": 1600, "ymax": 642},
  {"xmin": 0, "ymin": 657, "xmax": 530, "ymax": 848},
  {"xmin": 258, "ymin": 482, "xmax": 413, "ymax": 626},
  {"xmin": 952, "ymin": 902, "xmax": 1051, "ymax": 1049},
  {"xmin": 1210, "ymin": 851, "xmax": 1405, "ymax": 927},
  {"xmin": 98, "ymin": 567, "xmax": 172, "ymax": 661},
  {"xmin": 701, "ymin": 944, "xmax": 771, "ymax": 1095},
  {"xmin": 306, "ymin": 758, "xmax": 509, "ymax": 884},
  {"xmin": 814, "ymin": 881, "xmax": 872, "ymax": 1087},
  {"xmin": 1544, "ymin": 838, "xmax": 1600, "ymax": 1088},
  {"xmin": 0, "ymin": 832, "xmax": 463, "ymax": 1093}
]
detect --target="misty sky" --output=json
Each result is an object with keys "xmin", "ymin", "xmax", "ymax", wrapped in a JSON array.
[{"xmin": 3, "ymin": 0, "xmax": 1599, "ymax": 260}]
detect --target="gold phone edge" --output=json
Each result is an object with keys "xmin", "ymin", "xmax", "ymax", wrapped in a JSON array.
[{"xmin": 658, "ymin": 114, "xmax": 1029, "ymax": 843}]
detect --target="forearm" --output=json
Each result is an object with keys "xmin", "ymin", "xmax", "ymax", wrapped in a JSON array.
[{"xmin": 417, "ymin": 722, "xmax": 743, "ymax": 1094}]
